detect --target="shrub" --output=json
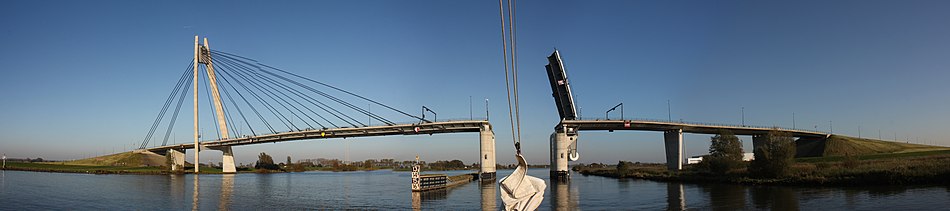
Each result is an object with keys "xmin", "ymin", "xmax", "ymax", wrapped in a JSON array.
[{"xmin": 617, "ymin": 161, "xmax": 633, "ymax": 176}]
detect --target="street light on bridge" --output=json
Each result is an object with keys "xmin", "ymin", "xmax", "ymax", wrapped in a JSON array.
[
  {"xmin": 605, "ymin": 102, "xmax": 623, "ymax": 120},
  {"xmin": 422, "ymin": 106, "xmax": 437, "ymax": 122}
]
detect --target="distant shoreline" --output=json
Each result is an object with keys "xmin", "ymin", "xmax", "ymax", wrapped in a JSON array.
[{"xmin": 574, "ymin": 150, "xmax": 950, "ymax": 186}]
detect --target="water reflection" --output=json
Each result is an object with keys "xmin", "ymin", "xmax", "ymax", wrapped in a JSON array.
[
  {"xmin": 667, "ymin": 183, "xmax": 686, "ymax": 211},
  {"xmin": 550, "ymin": 181, "xmax": 576, "ymax": 211},
  {"xmin": 750, "ymin": 186, "xmax": 800, "ymax": 210},
  {"xmin": 699, "ymin": 183, "xmax": 747, "ymax": 210},
  {"xmin": 220, "ymin": 174, "xmax": 234, "ymax": 211},
  {"xmin": 411, "ymin": 189, "xmax": 449, "ymax": 210},
  {"xmin": 192, "ymin": 175, "xmax": 199, "ymax": 211},
  {"xmin": 480, "ymin": 181, "xmax": 497, "ymax": 211}
]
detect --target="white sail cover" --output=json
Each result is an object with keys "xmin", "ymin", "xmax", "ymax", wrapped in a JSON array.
[{"xmin": 499, "ymin": 154, "xmax": 546, "ymax": 211}]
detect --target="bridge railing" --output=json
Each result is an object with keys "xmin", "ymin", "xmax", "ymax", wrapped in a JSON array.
[
  {"xmin": 573, "ymin": 117, "xmax": 828, "ymax": 134},
  {"xmin": 162, "ymin": 118, "xmax": 490, "ymax": 146}
]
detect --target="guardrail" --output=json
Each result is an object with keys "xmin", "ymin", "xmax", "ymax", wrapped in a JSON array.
[{"xmin": 572, "ymin": 117, "xmax": 828, "ymax": 134}]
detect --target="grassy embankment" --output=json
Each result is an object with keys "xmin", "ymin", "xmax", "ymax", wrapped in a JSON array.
[
  {"xmin": 1, "ymin": 152, "xmax": 228, "ymax": 174},
  {"xmin": 575, "ymin": 135, "xmax": 950, "ymax": 186}
]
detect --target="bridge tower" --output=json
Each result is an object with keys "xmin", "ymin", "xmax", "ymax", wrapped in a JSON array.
[
  {"xmin": 192, "ymin": 36, "xmax": 236, "ymax": 173},
  {"xmin": 479, "ymin": 124, "xmax": 496, "ymax": 180},
  {"xmin": 545, "ymin": 50, "xmax": 580, "ymax": 181}
]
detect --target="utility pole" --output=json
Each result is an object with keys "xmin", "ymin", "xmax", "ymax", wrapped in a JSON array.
[
  {"xmin": 792, "ymin": 112, "xmax": 796, "ymax": 129},
  {"xmin": 667, "ymin": 100, "xmax": 672, "ymax": 122},
  {"xmin": 469, "ymin": 96, "xmax": 473, "ymax": 120},
  {"xmin": 878, "ymin": 129, "xmax": 882, "ymax": 140},
  {"xmin": 858, "ymin": 126, "xmax": 861, "ymax": 138},
  {"xmin": 741, "ymin": 107, "xmax": 745, "ymax": 126},
  {"xmin": 829, "ymin": 121, "xmax": 833, "ymax": 134},
  {"xmin": 485, "ymin": 98, "xmax": 489, "ymax": 121}
]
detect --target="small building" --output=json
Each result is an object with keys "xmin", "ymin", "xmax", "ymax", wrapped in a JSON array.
[{"xmin": 686, "ymin": 153, "xmax": 755, "ymax": 164}]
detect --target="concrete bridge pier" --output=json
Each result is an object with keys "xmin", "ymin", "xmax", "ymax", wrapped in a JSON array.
[
  {"xmin": 550, "ymin": 131, "xmax": 576, "ymax": 181},
  {"xmin": 752, "ymin": 134, "xmax": 767, "ymax": 158},
  {"xmin": 479, "ymin": 124, "xmax": 496, "ymax": 180},
  {"xmin": 168, "ymin": 149, "xmax": 186, "ymax": 171},
  {"xmin": 209, "ymin": 146, "xmax": 237, "ymax": 173},
  {"xmin": 664, "ymin": 129, "xmax": 683, "ymax": 171}
]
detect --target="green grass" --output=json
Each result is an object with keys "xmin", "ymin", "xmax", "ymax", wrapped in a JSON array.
[
  {"xmin": 3, "ymin": 162, "xmax": 226, "ymax": 174},
  {"xmin": 576, "ymin": 149, "xmax": 950, "ymax": 186},
  {"xmin": 799, "ymin": 149, "xmax": 950, "ymax": 162},
  {"xmin": 822, "ymin": 135, "xmax": 946, "ymax": 156}
]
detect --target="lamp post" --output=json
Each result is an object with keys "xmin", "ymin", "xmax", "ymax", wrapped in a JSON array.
[
  {"xmin": 485, "ymin": 99, "xmax": 489, "ymax": 121},
  {"xmin": 605, "ymin": 102, "xmax": 623, "ymax": 120},
  {"xmin": 741, "ymin": 107, "xmax": 745, "ymax": 126},
  {"xmin": 422, "ymin": 106, "xmax": 437, "ymax": 122},
  {"xmin": 667, "ymin": 100, "xmax": 672, "ymax": 122}
]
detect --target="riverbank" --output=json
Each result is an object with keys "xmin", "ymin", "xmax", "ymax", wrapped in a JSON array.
[
  {"xmin": 0, "ymin": 162, "xmax": 478, "ymax": 175},
  {"xmin": 1, "ymin": 162, "xmax": 226, "ymax": 174},
  {"xmin": 575, "ymin": 150, "xmax": 950, "ymax": 186}
]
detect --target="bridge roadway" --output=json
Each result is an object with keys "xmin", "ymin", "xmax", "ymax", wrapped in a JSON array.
[
  {"xmin": 560, "ymin": 119, "xmax": 828, "ymax": 138},
  {"xmin": 550, "ymin": 118, "xmax": 831, "ymax": 177},
  {"xmin": 144, "ymin": 120, "xmax": 496, "ymax": 178}
]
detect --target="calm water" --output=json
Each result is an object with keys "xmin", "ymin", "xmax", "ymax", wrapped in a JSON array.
[{"xmin": 1, "ymin": 169, "xmax": 948, "ymax": 210}]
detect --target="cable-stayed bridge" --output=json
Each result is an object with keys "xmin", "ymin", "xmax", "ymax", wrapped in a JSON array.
[{"xmin": 135, "ymin": 36, "xmax": 495, "ymax": 179}]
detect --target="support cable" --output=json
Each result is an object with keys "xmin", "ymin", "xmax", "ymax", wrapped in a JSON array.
[
  {"xmin": 215, "ymin": 54, "xmax": 393, "ymax": 126},
  {"xmin": 215, "ymin": 63, "xmax": 272, "ymax": 134},
  {"xmin": 216, "ymin": 58, "xmax": 335, "ymax": 129},
  {"xmin": 217, "ymin": 58, "xmax": 317, "ymax": 129},
  {"xmin": 212, "ymin": 50, "xmax": 425, "ymax": 123},
  {"xmin": 215, "ymin": 55, "xmax": 363, "ymax": 127},
  {"xmin": 220, "ymin": 55, "xmax": 394, "ymax": 126},
  {"xmin": 214, "ymin": 59, "xmax": 296, "ymax": 131},
  {"xmin": 201, "ymin": 65, "xmax": 222, "ymax": 140},
  {"xmin": 140, "ymin": 60, "xmax": 194, "ymax": 149},
  {"xmin": 161, "ymin": 71, "xmax": 194, "ymax": 146},
  {"xmin": 214, "ymin": 67, "xmax": 253, "ymax": 136}
]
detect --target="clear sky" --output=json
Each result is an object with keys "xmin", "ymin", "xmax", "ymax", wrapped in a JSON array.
[{"xmin": 2, "ymin": 1, "xmax": 949, "ymax": 165}]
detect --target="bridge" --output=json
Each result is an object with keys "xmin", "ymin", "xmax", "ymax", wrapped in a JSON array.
[
  {"xmin": 135, "ymin": 36, "xmax": 496, "ymax": 179},
  {"xmin": 543, "ymin": 50, "xmax": 831, "ymax": 180}
]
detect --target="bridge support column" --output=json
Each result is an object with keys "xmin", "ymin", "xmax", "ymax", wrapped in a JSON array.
[
  {"xmin": 168, "ymin": 149, "xmax": 186, "ymax": 171},
  {"xmin": 752, "ymin": 134, "xmax": 766, "ymax": 158},
  {"xmin": 664, "ymin": 129, "xmax": 683, "ymax": 172},
  {"xmin": 479, "ymin": 124, "xmax": 496, "ymax": 180},
  {"xmin": 550, "ymin": 132, "xmax": 574, "ymax": 181},
  {"xmin": 216, "ymin": 146, "xmax": 236, "ymax": 174}
]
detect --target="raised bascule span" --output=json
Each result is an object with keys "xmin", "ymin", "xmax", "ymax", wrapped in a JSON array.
[
  {"xmin": 544, "ymin": 50, "xmax": 830, "ymax": 180},
  {"xmin": 137, "ymin": 36, "xmax": 496, "ymax": 179}
]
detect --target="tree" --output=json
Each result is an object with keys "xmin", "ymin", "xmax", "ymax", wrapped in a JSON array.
[
  {"xmin": 749, "ymin": 130, "xmax": 796, "ymax": 178},
  {"xmin": 702, "ymin": 130, "xmax": 745, "ymax": 174},
  {"xmin": 255, "ymin": 152, "xmax": 279, "ymax": 170},
  {"xmin": 287, "ymin": 156, "xmax": 292, "ymax": 165}
]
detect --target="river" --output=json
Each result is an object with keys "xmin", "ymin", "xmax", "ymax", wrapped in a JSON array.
[{"xmin": 0, "ymin": 169, "xmax": 947, "ymax": 210}]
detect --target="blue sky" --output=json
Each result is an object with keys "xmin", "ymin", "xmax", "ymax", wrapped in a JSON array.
[{"xmin": 1, "ymin": 1, "xmax": 949, "ymax": 165}]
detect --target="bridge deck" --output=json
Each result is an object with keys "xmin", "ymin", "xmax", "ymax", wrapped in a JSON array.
[
  {"xmin": 561, "ymin": 119, "xmax": 828, "ymax": 138},
  {"xmin": 146, "ymin": 120, "xmax": 489, "ymax": 152}
]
